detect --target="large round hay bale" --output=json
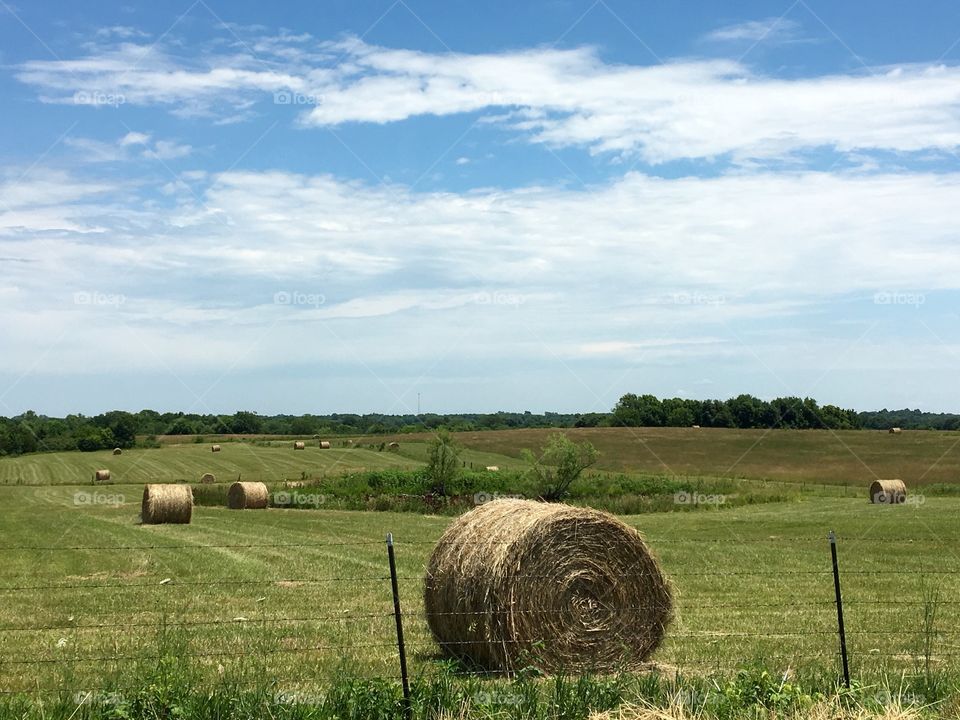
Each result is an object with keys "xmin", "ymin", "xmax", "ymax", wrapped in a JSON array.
[
  {"xmin": 889, "ymin": 427, "xmax": 902, "ymax": 434},
  {"xmin": 200, "ymin": 472, "xmax": 215, "ymax": 484},
  {"xmin": 294, "ymin": 441, "xmax": 305, "ymax": 450},
  {"xmin": 228, "ymin": 481, "xmax": 269, "ymax": 509},
  {"xmin": 870, "ymin": 479, "xmax": 907, "ymax": 504},
  {"xmin": 424, "ymin": 499, "xmax": 672, "ymax": 674},
  {"xmin": 112, "ymin": 448, "xmax": 122, "ymax": 456},
  {"xmin": 94, "ymin": 469, "xmax": 111, "ymax": 483},
  {"xmin": 319, "ymin": 440, "xmax": 331, "ymax": 449},
  {"xmin": 141, "ymin": 484, "xmax": 193, "ymax": 524},
  {"xmin": 211, "ymin": 444, "xmax": 221, "ymax": 452}
]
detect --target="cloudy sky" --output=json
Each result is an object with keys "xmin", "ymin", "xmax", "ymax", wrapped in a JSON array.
[{"xmin": 1, "ymin": 0, "xmax": 959, "ymax": 416}]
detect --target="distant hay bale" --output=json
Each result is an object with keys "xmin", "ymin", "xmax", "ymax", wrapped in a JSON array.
[
  {"xmin": 691, "ymin": 425, "xmax": 701, "ymax": 429},
  {"xmin": 312, "ymin": 434, "xmax": 321, "ymax": 439},
  {"xmin": 319, "ymin": 441, "xmax": 331, "ymax": 449},
  {"xmin": 294, "ymin": 441, "xmax": 306, "ymax": 450},
  {"xmin": 112, "ymin": 448, "xmax": 122, "ymax": 455},
  {"xmin": 424, "ymin": 499, "xmax": 672, "ymax": 674},
  {"xmin": 141, "ymin": 484, "xmax": 193, "ymax": 524},
  {"xmin": 870, "ymin": 479, "xmax": 907, "ymax": 504},
  {"xmin": 200, "ymin": 472, "xmax": 215, "ymax": 484},
  {"xmin": 889, "ymin": 427, "xmax": 903, "ymax": 434},
  {"xmin": 94, "ymin": 469, "xmax": 111, "ymax": 483},
  {"xmin": 228, "ymin": 481, "xmax": 269, "ymax": 510},
  {"xmin": 388, "ymin": 441, "xmax": 400, "ymax": 450},
  {"xmin": 211, "ymin": 444, "xmax": 221, "ymax": 452},
  {"xmin": 485, "ymin": 465, "xmax": 499, "ymax": 472}
]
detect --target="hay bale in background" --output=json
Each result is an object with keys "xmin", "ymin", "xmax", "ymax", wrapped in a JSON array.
[
  {"xmin": 424, "ymin": 498, "xmax": 672, "ymax": 674},
  {"xmin": 485, "ymin": 465, "xmax": 499, "ymax": 472},
  {"xmin": 142, "ymin": 484, "xmax": 193, "ymax": 524},
  {"xmin": 228, "ymin": 481, "xmax": 269, "ymax": 510},
  {"xmin": 692, "ymin": 425, "xmax": 701, "ymax": 429},
  {"xmin": 211, "ymin": 444, "xmax": 221, "ymax": 452},
  {"xmin": 94, "ymin": 469, "xmax": 111, "ymax": 483},
  {"xmin": 319, "ymin": 441, "xmax": 331, "ymax": 449},
  {"xmin": 294, "ymin": 441, "xmax": 306, "ymax": 450},
  {"xmin": 889, "ymin": 427, "xmax": 903, "ymax": 434},
  {"xmin": 870, "ymin": 479, "xmax": 907, "ymax": 504},
  {"xmin": 388, "ymin": 441, "xmax": 400, "ymax": 450},
  {"xmin": 112, "ymin": 448, "xmax": 122, "ymax": 456},
  {"xmin": 200, "ymin": 473, "xmax": 215, "ymax": 484}
]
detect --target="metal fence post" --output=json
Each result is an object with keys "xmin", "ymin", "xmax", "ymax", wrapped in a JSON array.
[
  {"xmin": 829, "ymin": 530, "xmax": 851, "ymax": 689},
  {"xmin": 386, "ymin": 533, "xmax": 412, "ymax": 719}
]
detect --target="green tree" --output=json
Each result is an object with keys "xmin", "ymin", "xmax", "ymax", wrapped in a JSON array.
[
  {"xmin": 425, "ymin": 429, "xmax": 461, "ymax": 496},
  {"xmin": 231, "ymin": 411, "xmax": 263, "ymax": 434},
  {"xmin": 523, "ymin": 432, "xmax": 599, "ymax": 502}
]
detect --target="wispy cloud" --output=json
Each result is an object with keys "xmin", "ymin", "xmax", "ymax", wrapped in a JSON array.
[
  {"xmin": 703, "ymin": 17, "xmax": 808, "ymax": 44},
  {"xmin": 15, "ymin": 34, "xmax": 960, "ymax": 164}
]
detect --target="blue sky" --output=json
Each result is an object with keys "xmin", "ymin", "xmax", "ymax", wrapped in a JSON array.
[{"xmin": 1, "ymin": 0, "xmax": 959, "ymax": 416}]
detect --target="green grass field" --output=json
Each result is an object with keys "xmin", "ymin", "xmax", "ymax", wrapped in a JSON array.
[
  {"xmin": 0, "ymin": 442, "xmax": 423, "ymax": 486},
  {"xmin": 1, "ymin": 480, "xmax": 957, "ymax": 695},
  {"xmin": 380, "ymin": 427, "xmax": 960, "ymax": 486},
  {"xmin": 2, "ymin": 429, "xmax": 959, "ymax": 718}
]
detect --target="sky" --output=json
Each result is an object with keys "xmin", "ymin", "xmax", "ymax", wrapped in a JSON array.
[{"xmin": 1, "ymin": 0, "xmax": 959, "ymax": 417}]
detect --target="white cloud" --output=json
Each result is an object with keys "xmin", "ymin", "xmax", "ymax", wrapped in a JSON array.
[
  {"xmin": 145, "ymin": 140, "xmax": 193, "ymax": 160},
  {"xmin": 2, "ymin": 165, "xmax": 960, "ymax": 380},
  {"xmin": 15, "ymin": 35, "xmax": 960, "ymax": 163},
  {"xmin": 704, "ymin": 17, "xmax": 806, "ymax": 44},
  {"xmin": 119, "ymin": 131, "xmax": 150, "ymax": 146},
  {"xmin": 64, "ymin": 132, "xmax": 192, "ymax": 163},
  {"xmin": 303, "ymin": 42, "xmax": 960, "ymax": 163}
]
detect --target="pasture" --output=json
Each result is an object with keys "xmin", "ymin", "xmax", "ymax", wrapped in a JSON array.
[
  {"xmin": 1, "ymin": 430, "xmax": 958, "ymax": 718},
  {"xmin": 381, "ymin": 427, "xmax": 960, "ymax": 486}
]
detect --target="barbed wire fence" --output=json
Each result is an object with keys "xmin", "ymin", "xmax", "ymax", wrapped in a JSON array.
[{"xmin": 0, "ymin": 533, "xmax": 956, "ymax": 699}]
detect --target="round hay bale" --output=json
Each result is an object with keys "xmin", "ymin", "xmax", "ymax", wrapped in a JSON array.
[
  {"xmin": 211, "ymin": 444, "xmax": 221, "ymax": 452},
  {"xmin": 424, "ymin": 499, "xmax": 672, "ymax": 674},
  {"xmin": 485, "ymin": 465, "xmax": 499, "ymax": 472},
  {"xmin": 294, "ymin": 441, "xmax": 306, "ymax": 450},
  {"xmin": 388, "ymin": 441, "xmax": 400, "ymax": 449},
  {"xmin": 200, "ymin": 472, "xmax": 215, "ymax": 484},
  {"xmin": 112, "ymin": 447, "xmax": 122, "ymax": 455},
  {"xmin": 319, "ymin": 441, "xmax": 331, "ymax": 449},
  {"xmin": 228, "ymin": 481, "xmax": 269, "ymax": 510},
  {"xmin": 870, "ymin": 479, "xmax": 907, "ymax": 504},
  {"xmin": 889, "ymin": 427, "xmax": 903, "ymax": 434},
  {"xmin": 141, "ymin": 484, "xmax": 193, "ymax": 524},
  {"xmin": 94, "ymin": 469, "xmax": 111, "ymax": 483}
]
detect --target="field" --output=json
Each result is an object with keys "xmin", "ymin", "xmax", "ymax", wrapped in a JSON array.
[
  {"xmin": 1, "ymin": 430, "xmax": 959, "ymax": 717},
  {"xmin": 381, "ymin": 427, "xmax": 960, "ymax": 486},
  {"xmin": 0, "ymin": 441, "xmax": 421, "ymax": 486}
]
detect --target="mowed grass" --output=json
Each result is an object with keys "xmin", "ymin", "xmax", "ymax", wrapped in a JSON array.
[
  {"xmin": 383, "ymin": 427, "xmax": 960, "ymax": 486},
  {"xmin": 1, "ymin": 484, "xmax": 958, "ymax": 694},
  {"xmin": 0, "ymin": 442, "xmax": 425, "ymax": 486}
]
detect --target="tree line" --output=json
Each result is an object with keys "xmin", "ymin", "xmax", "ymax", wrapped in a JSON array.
[{"xmin": 0, "ymin": 397, "xmax": 955, "ymax": 457}]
